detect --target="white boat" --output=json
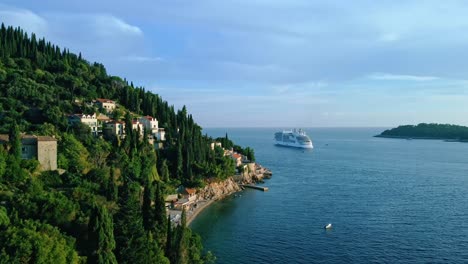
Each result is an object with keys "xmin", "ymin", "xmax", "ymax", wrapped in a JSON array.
[
  {"xmin": 324, "ymin": 223, "xmax": 332, "ymax": 229},
  {"xmin": 274, "ymin": 129, "xmax": 313, "ymax": 149}
]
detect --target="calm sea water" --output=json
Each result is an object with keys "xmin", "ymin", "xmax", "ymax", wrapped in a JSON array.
[{"xmin": 191, "ymin": 128, "xmax": 468, "ymax": 263}]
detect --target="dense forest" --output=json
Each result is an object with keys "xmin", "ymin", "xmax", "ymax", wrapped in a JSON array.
[
  {"xmin": 0, "ymin": 24, "xmax": 254, "ymax": 263},
  {"xmin": 376, "ymin": 123, "xmax": 468, "ymax": 140}
]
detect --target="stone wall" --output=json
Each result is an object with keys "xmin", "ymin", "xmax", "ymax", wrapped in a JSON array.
[{"xmin": 37, "ymin": 140, "xmax": 57, "ymax": 171}]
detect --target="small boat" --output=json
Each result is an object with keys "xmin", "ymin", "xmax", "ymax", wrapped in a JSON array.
[{"xmin": 324, "ymin": 223, "xmax": 332, "ymax": 229}]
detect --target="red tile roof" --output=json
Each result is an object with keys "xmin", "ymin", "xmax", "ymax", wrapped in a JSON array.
[
  {"xmin": 96, "ymin": 98, "xmax": 115, "ymax": 104},
  {"xmin": 185, "ymin": 188, "xmax": 196, "ymax": 195}
]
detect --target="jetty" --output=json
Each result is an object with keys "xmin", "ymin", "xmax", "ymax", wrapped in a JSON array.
[{"xmin": 239, "ymin": 184, "xmax": 269, "ymax": 191}]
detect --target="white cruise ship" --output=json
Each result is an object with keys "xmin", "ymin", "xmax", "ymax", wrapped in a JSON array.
[{"xmin": 274, "ymin": 129, "xmax": 313, "ymax": 149}]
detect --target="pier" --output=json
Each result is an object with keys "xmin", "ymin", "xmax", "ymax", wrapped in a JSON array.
[{"xmin": 239, "ymin": 184, "xmax": 269, "ymax": 191}]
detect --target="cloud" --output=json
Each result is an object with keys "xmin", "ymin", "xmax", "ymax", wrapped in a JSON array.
[
  {"xmin": 367, "ymin": 73, "xmax": 440, "ymax": 82},
  {"xmin": 0, "ymin": 6, "xmax": 47, "ymax": 36},
  {"xmin": 92, "ymin": 14, "xmax": 142, "ymax": 37}
]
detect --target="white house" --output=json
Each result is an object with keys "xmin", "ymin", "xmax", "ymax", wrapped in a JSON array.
[
  {"xmin": 156, "ymin": 128, "xmax": 166, "ymax": 141},
  {"xmin": 231, "ymin": 153, "xmax": 243, "ymax": 167},
  {"xmin": 132, "ymin": 120, "xmax": 144, "ymax": 136},
  {"xmin": 210, "ymin": 142, "xmax": 222, "ymax": 150},
  {"xmin": 139, "ymin": 116, "xmax": 159, "ymax": 134},
  {"xmin": 68, "ymin": 113, "xmax": 98, "ymax": 136},
  {"xmin": 95, "ymin": 98, "xmax": 116, "ymax": 113},
  {"xmin": 104, "ymin": 121, "xmax": 125, "ymax": 138}
]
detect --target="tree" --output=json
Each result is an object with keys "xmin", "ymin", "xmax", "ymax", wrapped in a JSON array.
[
  {"xmin": 106, "ymin": 167, "xmax": 118, "ymax": 202},
  {"xmin": 142, "ymin": 182, "xmax": 155, "ymax": 231},
  {"xmin": 176, "ymin": 143, "xmax": 183, "ymax": 180},
  {"xmin": 244, "ymin": 147, "xmax": 255, "ymax": 162},
  {"xmin": 147, "ymin": 231, "xmax": 169, "ymax": 264},
  {"xmin": 174, "ymin": 209, "xmax": 190, "ymax": 264},
  {"xmin": 160, "ymin": 159, "xmax": 170, "ymax": 182},
  {"xmin": 0, "ymin": 147, "xmax": 6, "ymax": 179},
  {"xmin": 165, "ymin": 216, "xmax": 173, "ymax": 261},
  {"xmin": 0, "ymin": 220, "xmax": 80, "ymax": 263},
  {"xmin": 59, "ymin": 133, "xmax": 91, "ymax": 173},
  {"xmin": 114, "ymin": 182, "xmax": 148, "ymax": 264},
  {"xmin": 0, "ymin": 206, "xmax": 9, "ymax": 228},
  {"xmin": 154, "ymin": 182, "xmax": 168, "ymax": 242},
  {"xmin": 8, "ymin": 122, "xmax": 21, "ymax": 160},
  {"xmin": 88, "ymin": 204, "xmax": 117, "ymax": 264},
  {"xmin": 89, "ymin": 139, "xmax": 112, "ymax": 168}
]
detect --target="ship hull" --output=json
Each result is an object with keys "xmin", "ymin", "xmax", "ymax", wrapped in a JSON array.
[
  {"xmin": 274, "ymin": 141, "xmax": 313, "ymax": 149},
  {"xmin": 274, "ymin": 129, "xmax": 313, "ymax": 149}
]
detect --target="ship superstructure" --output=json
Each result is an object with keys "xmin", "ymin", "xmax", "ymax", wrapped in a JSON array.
[{"xmin": 274, "ymin": 129, "xmax": 313, "ymax": 149}]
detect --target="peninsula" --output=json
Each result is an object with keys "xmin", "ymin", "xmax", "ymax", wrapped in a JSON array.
[
  {"xmin": 375, "ymin": 123, "xmax": 468, "ymax": 141},
  {"xmin": 0, "ymin": 24, "xmax": 269, "ymax": 264}
]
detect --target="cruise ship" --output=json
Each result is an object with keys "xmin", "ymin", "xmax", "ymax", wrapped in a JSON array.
[{"xmin": 274, "ymin": 129, "xmax": 313, "ymax": 149}]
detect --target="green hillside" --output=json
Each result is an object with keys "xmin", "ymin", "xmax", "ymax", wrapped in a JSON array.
[
  {"xmin": 376, "ymin": 123, "xmax": 468, "ymax": 140},
  {"xmin": 0, "ymin": 23, "xmax": 248, "ymax": 263}
]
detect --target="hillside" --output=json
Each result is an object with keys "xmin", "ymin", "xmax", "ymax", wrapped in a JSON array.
[
  {"xmin": 0, "ymin": 24, "xmax": 260, "ymax": 263},
  {"xmin": 376, "ymin": 123, "xmax": 468, "ymax": 140}
]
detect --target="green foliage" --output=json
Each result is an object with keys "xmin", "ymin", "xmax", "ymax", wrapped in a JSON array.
[
  {"xmin": 379, "ymin": 123, "xmax": 468, "ymax": 140},
  {"xmin": 88, "ymin": 204, "xmax": 117, "ymax": 264},
  {"xmin": 216, "ymin": 133, "xmax": 234, "ymax": 150},
  {"xmin": 105, "ymin": 167, "xmax": 118, "ymax": 202},
  {"xmin": 8, "ymin": 122, "xmax": 21, "ymax": 159},
  {"xmin": 59, "ymin": 133, "xmax": 91, "ymax": 173},
  {"xmin": 0, "ymin": 219, "xmax": 80, "ymax": 263},
  {"xmin": 88, "ymin": 139, "xmax": 111, "ymax": 168},
  {"xmin": 147, "ymin": 231, "xmax": 170, "ymax": 264},
  {"xmin": 114, "ymin": 182, "xmax": 148, "ymax": 263},
  {"xmin": 0, "ymin": 147, "xmax": 6, "ymax": 179},
  {"xmin": 0, "ymin": 206, "xmax": 9, "ymax": 228},
  {"xmin": 0, "ymin": 24, "xmax": 243, "ymax": 263},
  {"xmin": 13, "ymin": 188, "xmax": 78, "ymax": 227}
]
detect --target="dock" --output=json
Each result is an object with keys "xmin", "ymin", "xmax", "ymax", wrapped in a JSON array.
[{"xmin": 239, "ymin": 184, "xmax": 269, "ymax": 191}]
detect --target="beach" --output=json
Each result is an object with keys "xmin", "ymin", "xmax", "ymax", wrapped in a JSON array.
[{"xmin": 168, "ymin": 199, "xmax": 217, "ymax": 227}]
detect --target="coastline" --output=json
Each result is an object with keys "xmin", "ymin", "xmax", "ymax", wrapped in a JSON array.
[
  {"xmin": 375, "ymin": 135, "xmax": 468, "ymax": 142},
  {"xmin": 187, "ymin": 199, "xmax": 215, "ymax": 226},
  {"xmin": 169, "ymin": 163, "xmax": 272, "ymax": 227}
]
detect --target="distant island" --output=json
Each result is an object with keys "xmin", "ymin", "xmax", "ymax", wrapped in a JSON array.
[{"xmin": 375, "ymin": 123, "xmax": 468, "ymax": 141}]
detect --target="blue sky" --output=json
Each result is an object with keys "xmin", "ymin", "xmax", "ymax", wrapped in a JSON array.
[{"xmin": 2, "ymin": 1, "xmax": 468, "ymax": 127}]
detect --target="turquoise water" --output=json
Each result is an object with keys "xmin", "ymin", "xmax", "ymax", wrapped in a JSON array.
[{"xmin": 191, "ymin": 128, "xmax": 468, "ymax": 263}]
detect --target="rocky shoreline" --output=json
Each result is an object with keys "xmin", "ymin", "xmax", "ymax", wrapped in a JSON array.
[{"xmin": 185, "ymin": 163, "xmax": 272, "ymax": 225}]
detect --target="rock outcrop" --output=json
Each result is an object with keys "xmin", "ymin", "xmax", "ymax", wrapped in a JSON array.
[
  {"xmin": 197, "ymin": 177, "xmax": 241, "ymax": 201},
  {"xmin": 196, "ymin": 163, "xmax": 272, "ymax": 201},
  {"xmin": 237, "ymin": 162, "xmax": 272, "ymax": 183}
]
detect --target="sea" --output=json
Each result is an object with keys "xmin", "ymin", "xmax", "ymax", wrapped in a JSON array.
[{"xmin": 191, "ymin": 128, "xmax": 468, "ymax": 264}]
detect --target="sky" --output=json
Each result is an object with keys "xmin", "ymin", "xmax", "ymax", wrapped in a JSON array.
[{"xmin": 2, "ymin": 1, "xmax": 468, "ymax": 127}]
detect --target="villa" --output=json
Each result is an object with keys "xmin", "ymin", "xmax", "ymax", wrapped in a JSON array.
[
  {"xmin": 94, "ymin": 98, "xmax": 116, "ymax": 113},
  {"xmin": 0, "ymin": 134, "xmax": 57, "ymax": 171}
]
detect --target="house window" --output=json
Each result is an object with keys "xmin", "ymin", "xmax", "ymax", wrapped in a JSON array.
[{"xmin": 22, "ymin": 147, "xmax": 26, "ymax": 152}]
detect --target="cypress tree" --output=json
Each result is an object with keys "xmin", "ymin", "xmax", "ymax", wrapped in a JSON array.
[
  {"xmin": 106, "ymin": 167, "xmax": 118, "ymax": 202},
  {"xmin": 160, "ymin": 160, "xmax": 170, "ymax": 182},
  {"xmin": 147, "ymin": 231, "xmax": 169, "ymax": 264},
  {"xmin": 154, "ymin": 182, "xmax": 168, "ymax": 243},
  {"xmin": 114, "ymin": 182, "xmax": 148, "ymax": 264},
  {"xmin": 174, "ymin": 209, "xmax": 189, "ymax": 264},
  {"xmin": 142, "ymin": 182, "xmax": 155, "ymax": 231},
  {"xmin": 165, "ymin": 216, "xmax": 173, "ymax": 262},
  {"xmin": 176, "ymin": 143, "xmax": 183, "ymax": 180},
  {"xmin": 8, "ymin": 122, "xmax": 21, "ymax": 160},
  {"xmin": 88, "ymin": 204, "xmax": 117, "ymax": 264}
]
